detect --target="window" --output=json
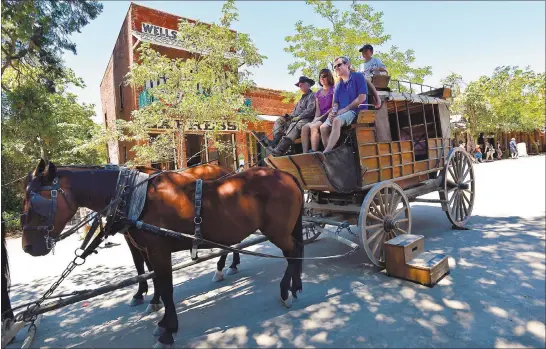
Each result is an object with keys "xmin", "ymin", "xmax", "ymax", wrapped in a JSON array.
[
  {"xmin": 104, "ymin": 113, "xmax": 108, "ymax": 128},
  {"xmin": 119, "ymin": 84, "xmax": 124, "ymax": 110}
]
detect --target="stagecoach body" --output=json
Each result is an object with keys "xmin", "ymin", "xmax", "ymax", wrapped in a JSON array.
[{"xmin": 264, "ymin": 83, "xmax": 475, "ymax": 266}]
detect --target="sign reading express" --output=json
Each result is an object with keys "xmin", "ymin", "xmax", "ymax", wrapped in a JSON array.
[
  {"xmin": 184, "ymin": 121, "xmax": 238, "ymax": 132},
  {"xmin": 141, "ymin": 23, "xmax": 178, "ymax": 39}
]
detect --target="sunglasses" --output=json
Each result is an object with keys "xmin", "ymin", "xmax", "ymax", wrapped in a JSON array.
[
  {"xmin": 320, "ymin": 75, "xmax": 328, "ymax": 78},
  {"xmin": 333, "ymin": 62, "xmax": 345, "ymax": 69}
]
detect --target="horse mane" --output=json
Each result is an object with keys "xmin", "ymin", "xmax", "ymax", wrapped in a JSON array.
[{"xmin": 55, "ymin": 167, "xmax": 120, "ymax": 210}]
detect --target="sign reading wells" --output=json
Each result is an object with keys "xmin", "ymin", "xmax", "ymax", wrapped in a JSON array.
[{"xmin": 141, "ymin": 23, "xmax": 178, "ymax": 39}]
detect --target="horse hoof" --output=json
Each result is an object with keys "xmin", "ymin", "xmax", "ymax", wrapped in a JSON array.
[
  {"xmin": 129, "ymin": 297, "xmax": 144, "ymax": 307},
  {"xmin": 212, "ymin": 270, "xmax": 224, "ymax": 282},
  {"xmin": 146, "ymin": 302, "xmax": 163, "ymax": 313},
  {"xmin": 153, "ymin": 341, "xmax": 171, "ymax": 349},
  {"xmin": 153, "ymin": 326, "xmax": 165, "ymax": 337},
  {"xmin": 225, "ymin": 267, "xmax": 238, "ymax": 275},
  {"xmin": 281, "ymin": 294, "xmax": 293, "ymax": 308}
]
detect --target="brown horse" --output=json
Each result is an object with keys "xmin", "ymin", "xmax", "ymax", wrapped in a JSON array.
[
  {"xmin": 128, "ymin": 164, "xmax": 241, "ymax": 313},
  {"xmin": 20, "ymin": 160, "xmax": 304, "ymax": 347}
]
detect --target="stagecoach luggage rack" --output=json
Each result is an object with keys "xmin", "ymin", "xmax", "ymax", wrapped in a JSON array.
[{"xmin": 383, "ymin": 234, "xmax": 450, "ymax": 287}]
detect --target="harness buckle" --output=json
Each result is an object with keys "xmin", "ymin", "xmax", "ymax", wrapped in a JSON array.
[
  {"xmin": 51, "ymin": 190, "xmax": 58, "ymax": 198},
  {"xmin": 194, "ymin": 217, "xmax": 202, "ymax": 225}
]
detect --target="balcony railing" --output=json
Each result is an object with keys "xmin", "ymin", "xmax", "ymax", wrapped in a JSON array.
[{"xmin": 138, "ymin": 89, "xmax": 253, "ymax": 110}]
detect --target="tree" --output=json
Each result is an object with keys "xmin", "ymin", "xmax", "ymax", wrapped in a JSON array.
[
  {"xmin": 121, "ymin": 0, "xmax": 265, "ymax": 167},
  {"xmin": 1, "ymin": 0, "xmax": 103, "ymax": 88},
  {"xmin": 1, "ymin": 0, "xmax": 105, "ymax": 231},
  {"xmin": 284, "ymin": 0, "xmax": 432, "ymax": 86},
  {"xmin": 446, "ymin": 66, "xmax": 545, "ymax": 142}
]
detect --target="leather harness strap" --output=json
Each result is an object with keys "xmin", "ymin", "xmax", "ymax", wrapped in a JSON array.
[{"xmin": 191, "ymin": 179, "xmax": 203, "ymax": 260}]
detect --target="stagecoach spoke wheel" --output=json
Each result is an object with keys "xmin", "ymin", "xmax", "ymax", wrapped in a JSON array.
[
  {"xmin": 358, "ymin": 182, "xmax": 411, "ymax": 267},
  {"xmin": 440, "ymin": 147, "xmax": 475, "ymax": 228},
  {"xmin": 302, "ymin": 191, "xmax": 324, "ymax": 244}
]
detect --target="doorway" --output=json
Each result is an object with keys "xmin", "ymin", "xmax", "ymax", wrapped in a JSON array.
[{"xmin": 185, "ymin": 134, "xmax": 205, "ymax": 167}]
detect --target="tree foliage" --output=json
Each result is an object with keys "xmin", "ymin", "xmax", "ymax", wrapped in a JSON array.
[
  {"xmin": 121, "ymin": 0, "xmax": 265, "ymax": 166},
  {"xmin": 1, "ymin": 0, "xmax": 103, "ymax": 86},
  {"xmin": 284, "ymin": 0, "xmax": 432, "ymax": 85},
  {"xmin": 1, "ymin": 0, "xmax": 105, "ymax": 230},
  {"xmin": 447, "ymin": 66, "xmax": 545, "ymax": 137}
]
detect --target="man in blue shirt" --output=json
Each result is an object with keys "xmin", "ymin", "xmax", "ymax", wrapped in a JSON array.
[{"xmin": 320, "ymin": 56, "xmax": 368, "ymax": 153}]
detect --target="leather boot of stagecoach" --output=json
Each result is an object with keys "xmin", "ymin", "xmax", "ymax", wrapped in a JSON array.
[{"xmin": 269, "ymin": 136, "xmax": 293, "ymax": 157}]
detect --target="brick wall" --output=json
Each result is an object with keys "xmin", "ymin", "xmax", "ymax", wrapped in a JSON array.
[{"xmin": 100, "ymin": 2, "xmax": 294, "ymax": 167}]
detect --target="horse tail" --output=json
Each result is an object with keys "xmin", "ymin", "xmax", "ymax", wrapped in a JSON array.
[
  {"xmin": 1, "ymin": 220, "xmax": 10, "ymax": 293},
  {"xmin": 1, "ymin": 218, "xmax": 14, "ymax": 321}
]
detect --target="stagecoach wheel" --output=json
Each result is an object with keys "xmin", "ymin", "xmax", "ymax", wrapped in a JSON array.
[
  {"xmin": 440, "ymin": 147, "xmax": 475, "ymax": 228},
  {"xmin": 302, "ymin": 191, "xmax": 323, "ymax": 244},
  {"xmin": 358, "ymin": 182, "xmax": 411, "ymax": 268}
]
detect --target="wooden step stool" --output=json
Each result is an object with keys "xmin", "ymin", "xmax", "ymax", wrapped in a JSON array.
[{"xmin": 383, "ymin": 234, "xmax": 450, "ymax": 287}]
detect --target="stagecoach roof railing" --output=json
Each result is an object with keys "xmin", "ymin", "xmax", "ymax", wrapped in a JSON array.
[
  {"xmin": 389, "ymin": 79, "xmax": 449, "ymax": 95},
  {"xmin": 378, "ymin": 90, "xmax": 451, "ymax": 106}
]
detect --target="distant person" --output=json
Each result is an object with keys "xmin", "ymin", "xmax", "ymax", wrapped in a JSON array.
[
  {"xmin": 474, "ymin": 146, "xmax": 481, "ymax": 162},
  {"xmin": 358, "ymin": 44, "xmax": 387, "ymax": 80},
  {"xmin": 496, "ymin": 141, "xmax": 503, "ymax": 160},
  {"xmin": 485, "ymin": 141, "xmax": 495, "ymax": 161},
  {"xmin": 510, "ymin": 138, "xmax": 519, "ymax": 159}
]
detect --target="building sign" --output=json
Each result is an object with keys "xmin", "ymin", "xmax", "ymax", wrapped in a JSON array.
[
  {"xmin": 184, "ymin": 121, "xmax": 238, "ymax": 132},
  {"xmin": 141, "ymin": 23, "xmax": 178, "ymax": 39}
]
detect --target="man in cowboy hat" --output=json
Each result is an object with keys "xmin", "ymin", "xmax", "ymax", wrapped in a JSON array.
[{"xmin": 252, "ymin": 76, "xmax": 316, "ymax": 156}]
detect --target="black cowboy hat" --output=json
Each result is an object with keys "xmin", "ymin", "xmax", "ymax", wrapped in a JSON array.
[{"xmin": 295, "ymin": 76, "xmax": 315, "ymax": 87}]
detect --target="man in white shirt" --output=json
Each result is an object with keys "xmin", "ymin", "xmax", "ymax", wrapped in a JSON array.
[{"xmin": 358, "ymin": 44, "xmax": 387, "ymax": 79}]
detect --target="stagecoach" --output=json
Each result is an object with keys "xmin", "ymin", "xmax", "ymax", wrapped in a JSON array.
[
  {"xmin": 263, "ymin": 80, "xmax": 475, "ymax": 267},
  {"xmin": 5, "ymin": 79, "xmax": 475, "ymax": 348}
]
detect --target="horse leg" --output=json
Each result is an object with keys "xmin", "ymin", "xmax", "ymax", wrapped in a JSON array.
[
  {"xmin": 148, "ymin": 252, "xmax": 178, "ymax": 348},
  {"xmin": 143, "ymin": 253, "xmax": 163, "ymax": 313},
  {"xmin": 226, "ymin": 252, "xmax": 240, "ymax": 275},
  {"xmin": 213, "ymin": 254, "xmax": 227, "ymax": 282},
  {"xmin": 126, "ymin": 235, "xmax": 148, "ymax": 307},
  {"xmin": 267, "ymin": 214, "xmax": 304, "ymax": 308}
]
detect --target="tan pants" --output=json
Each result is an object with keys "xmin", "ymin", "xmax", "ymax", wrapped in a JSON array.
[{"xmin": 273, "ymin": 117, "xmax": 310, "ymax": 142}]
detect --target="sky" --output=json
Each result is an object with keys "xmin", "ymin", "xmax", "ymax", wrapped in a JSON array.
[{"xmin": 62, "ymin": 1, "xmax": 546, "ymax": 124}]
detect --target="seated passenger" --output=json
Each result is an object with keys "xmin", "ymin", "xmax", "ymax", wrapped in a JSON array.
[
  {"xmin": 320, "ymin": 56, "xmax": 368, "ymax": 154},
  {"xmin": 358, "ymin": 44, "xmax": 387, "ymax": 80},
  {"xmin": 253, "ymin": 76, "xmax": 316, "ymax": 157},
  {"xmin": 301, "ymin": 68, "xmax": 335, "ymax": 153},
  {"xmin": 474, "ymin": 145, "xmax": 483, "ymax": 163}
]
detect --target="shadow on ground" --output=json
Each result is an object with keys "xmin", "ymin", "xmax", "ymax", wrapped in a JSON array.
[{"xmin": 7, "ymin": 205, "xmax": 546, "ymax": 348}]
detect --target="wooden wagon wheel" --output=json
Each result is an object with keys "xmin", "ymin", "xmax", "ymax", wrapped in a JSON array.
[
  {"xmin": 439, "ymin": 147, "xmax": 475, "ymax": 228},
  {"xmin": 358, "ymin": 182, "xmax": 411, "ymax": 267},
  {"xmin": 302, "ymin": 191, "xmax": 324, "ymax": 244}
]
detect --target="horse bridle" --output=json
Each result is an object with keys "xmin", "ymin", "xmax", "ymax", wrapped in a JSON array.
[{"xmin": 24, "ymin": 176, "xmax": 72, "ymax": 250}]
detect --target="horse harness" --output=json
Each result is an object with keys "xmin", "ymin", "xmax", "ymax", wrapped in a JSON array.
[
  {"xmin": 25, "ymin": 166, "xmax": 207, "ymax": 259},
  {"xmin": 26, "ymin": 177, "xmax": 72, "ymax": 251}
]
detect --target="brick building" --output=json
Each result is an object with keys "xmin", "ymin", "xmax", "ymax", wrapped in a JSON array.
[{"xmin": 100, "ymin": 2, "xmax": 294, "ymax": 170}]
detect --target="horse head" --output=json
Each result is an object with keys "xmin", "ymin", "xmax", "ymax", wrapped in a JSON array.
[{"xmin": 20, "ymin": 159, "xmax": 79, "ymax": 256}]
